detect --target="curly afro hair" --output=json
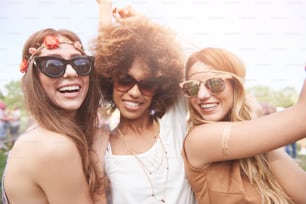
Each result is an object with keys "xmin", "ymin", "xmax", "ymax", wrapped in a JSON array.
[{"xmin": 93, "ymin": 18, "xmax": 185, "ymax": 118}]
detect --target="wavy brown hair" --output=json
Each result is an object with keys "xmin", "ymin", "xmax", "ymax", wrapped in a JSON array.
[
  {"xmin": 93, "ymin": 17, "xmax": 184, "ymax": 118},
  {"xmin": 21, "ymin": 28, "xmax": 103, "ymax": 198},
  {"xmin": 185, "ymin": 47, "xmax": 294, "ymax": 204}
]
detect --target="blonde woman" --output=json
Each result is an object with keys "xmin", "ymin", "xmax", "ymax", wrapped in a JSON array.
[{"xmin": 181, "ymin": 47, "xmax": 306, "ymax": 204}]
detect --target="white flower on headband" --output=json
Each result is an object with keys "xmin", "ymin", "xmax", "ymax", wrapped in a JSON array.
[
  {"xmin": 74, "ymin": 41, "xmax": 82, "ymax": 51},
  {"xmin": 28, "ymin": 47, "xmax": 38, "ymax": 56}
]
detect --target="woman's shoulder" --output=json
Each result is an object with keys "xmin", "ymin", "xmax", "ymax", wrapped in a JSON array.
[
  {"xmin": 4, "ymin": 127, "xmax": 85, "ymax": 201},
  {"xmin": 11, "ymin": 126, "xmax": 78, "ymax": 162}
]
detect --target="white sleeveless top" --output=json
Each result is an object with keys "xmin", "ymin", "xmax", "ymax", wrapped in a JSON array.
[{"xmin": 104, "ymin": 98, "xmax": 196, "ymax": 204}]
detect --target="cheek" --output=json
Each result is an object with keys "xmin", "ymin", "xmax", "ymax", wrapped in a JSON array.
[
  {"xmin": 222, "ymin": 81, "xmax": 235, "ymax": 107},
  {"xmin": 112, "ymin": 89, "xmax": 122, "ymax": 105},
  {"xmin": 188, "ymin": 97, "xmax": 198, "ymax": 108},
  {"xmin": 39, "ymin": 73, "xmax": 53, "ymax": 93},
  {"xmin": 82, "ymin": 77, "xmax": 90, "ymax": 92},
  {"xmin": 144, "ymin": 95, "xmax": 153, "ymax": 105}
]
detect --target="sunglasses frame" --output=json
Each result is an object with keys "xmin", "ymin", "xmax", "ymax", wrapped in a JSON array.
[
  {"xmin": 33, "ymin": 55, "xmax": 94, "ymax": 78},
  {"xmin": 114, "ymin": 74, "xmax": 157, "ymax": 96},
  {"xmin": 180, "ymin": 71, "xmax": 235, "ymax": 97}
]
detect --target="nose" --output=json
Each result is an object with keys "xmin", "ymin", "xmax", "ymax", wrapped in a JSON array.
[
  {"xmin": 197, "ymin": 83, "xmax": 211, "ymax": 99},
  {"xmin": 128, "ymin": 83, "xmax": 142, "ymax": 97},
  {"xmin": 63, "ymin": 64, "xmax": 78, "ymax": 78}
]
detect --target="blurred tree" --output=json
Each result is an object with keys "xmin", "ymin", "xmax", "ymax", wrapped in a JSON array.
[
  {"xmin": 0, "ymin": 90, "xmax": 4, "ymax": 100},
  {"xmin": 247, "ymin": 85, "xmax": 298, "ymax": 107},
  {"xmin": 3, "ymin": 80, "xmax": 24, "ymax": 110}
]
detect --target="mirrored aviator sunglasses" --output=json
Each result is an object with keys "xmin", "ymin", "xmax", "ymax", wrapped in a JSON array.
[
  {"xmin": 180, "ymin": 77, "xmax": 227, "ymax": 97},
  {"xmin": 33, "ymin": 56, "xmax": 93, "ymax": 78}
]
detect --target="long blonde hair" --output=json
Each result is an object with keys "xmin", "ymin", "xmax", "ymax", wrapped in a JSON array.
[
  {"xmin": 185, "ymin": 47, "xmax": 294, "ymax": 204},
  {"xmin": 21, "ymin": 28, "xmax": 103, "ymax": 198}
]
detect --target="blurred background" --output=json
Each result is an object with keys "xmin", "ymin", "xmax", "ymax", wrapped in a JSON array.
[{"xmin": 1, "ymin": 1, "xmax": 306, "ymax": 202}]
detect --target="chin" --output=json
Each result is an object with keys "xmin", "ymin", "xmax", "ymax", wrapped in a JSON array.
[
  {"xmin": 59, "ymin": 103, "xmax": 83, "ymax": 112},
  {"xmin": 203, "ymin": 115, "xmax": 223, "ymax": 122}
]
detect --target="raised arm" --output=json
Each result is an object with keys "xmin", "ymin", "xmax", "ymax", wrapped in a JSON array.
[
  {"xmin": 185, "ymin": 76, "xmax": 306, "ymax": 167},
  {"xmin": 96, "ymin": 0, "xmax": 112, "ymax": 30}
]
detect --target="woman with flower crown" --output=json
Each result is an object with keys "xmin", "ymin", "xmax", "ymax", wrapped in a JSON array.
[{"xmin": 2, "ymin": 28, "xmax": 108, "ymax": 204}]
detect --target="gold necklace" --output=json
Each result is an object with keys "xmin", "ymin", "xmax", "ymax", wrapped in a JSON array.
[{"xmin": 117, "ymin": 120, "xmax": 169, "ymax": 203}]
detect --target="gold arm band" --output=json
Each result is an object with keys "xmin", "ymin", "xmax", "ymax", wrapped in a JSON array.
[{"xmin": 221, "ymin": 124, "xmax": 232, "ymax": 157}]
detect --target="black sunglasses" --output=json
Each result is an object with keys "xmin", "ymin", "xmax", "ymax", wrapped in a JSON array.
[
  {"xmin": 179, "ymin": 77, "xmax": 229, "ymax": 97},
  {"xmin": 33, "ymin": 56, "xmax": 93, "ymax": 78},
  {"xmin": 114, "ymin": 75, "xmax": 157, "ymax": 96}
]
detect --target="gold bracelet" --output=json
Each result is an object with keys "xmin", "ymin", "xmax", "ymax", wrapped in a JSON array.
[{"xmin": 221, "ymin": 124, "xmax": 232, "ymax": 157}]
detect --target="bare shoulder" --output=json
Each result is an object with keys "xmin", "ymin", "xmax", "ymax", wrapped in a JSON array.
[
  {"xmin": 4, "ymin": 127, "xmax": 81, "ymax": 200},
  {"xmin": 186, "ymin": 124, "xmax": 222, "ymax": 149},
  {"xmin": 185, "ymin": 123, "xmax": 225, "ymax": 168},
  {"xmin": 11, "ymin": 126, "xmax": 79, "ymax": 166}
]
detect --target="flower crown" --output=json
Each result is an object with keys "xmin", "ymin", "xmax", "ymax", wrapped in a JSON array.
[{"xmin": 19, "ymin": 35, "xmax": 85, "ymax": 73}]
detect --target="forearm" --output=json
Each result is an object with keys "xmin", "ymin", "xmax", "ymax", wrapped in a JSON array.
[
  {"xmin": 92, "ymin": 149, "xmax": 108, "ymax": 204},
  {"xmin": 97, "ymin": 0, "xmax": 112, "ymax": 30},
  {"xmin": 269, "ymin": 149, "xmax": 306, "ymax": 203},
  {"xmin": 92, "ymin": 126, "xmax": 110, "ymax": 204}
]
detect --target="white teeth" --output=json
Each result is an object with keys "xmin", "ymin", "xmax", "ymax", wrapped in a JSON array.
[
  {"xmin": 200, "ymin": 103, "xmax": 217, "ymax": 109},
  {"xmin": 124, "ymin": 101, "xmax": 140, "ymax": 108},
  {"xmin": 59, "ymin": 85, "xmax": 80, "ymax": 92}
]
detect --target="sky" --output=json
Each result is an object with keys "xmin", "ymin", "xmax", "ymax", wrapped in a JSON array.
[{"xmin": 1, "ymin": 0, "xmax": 306, "ymax": 95}]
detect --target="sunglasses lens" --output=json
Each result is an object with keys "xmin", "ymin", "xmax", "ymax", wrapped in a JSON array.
[
  {"xmin": 182, "ymin": 81, "xmax": 200, "ymax": 97},
  {"xmin": 138, "ymin": 80, "xmax": 155, "ymax": 96},
  {"xmin": 115, "ymin": 76, "xmax": 135, "ymax": 92},
  {"xmin": 71, "ymin": 57, "xmax": 92, "ymax": 76},
  {"xmin": 39, "ymin": 59, "xmax": 65, "ymax": 78},
  {"xmin": 205, "ymin": 78, "xmax": 225, "ymax": 93}
]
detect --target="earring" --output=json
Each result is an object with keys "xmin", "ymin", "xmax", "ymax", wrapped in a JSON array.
[
  {"xmin": 110, "ymin": 101, "xmax": 116, "ymax": 110},
  {"xmin": 150, "ymin": 109, "xmax": 156, "ymax": 116}
]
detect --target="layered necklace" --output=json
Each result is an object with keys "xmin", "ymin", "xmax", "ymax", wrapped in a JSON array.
[{"xmin": 117, "ymin": 120, "xmax": 169, "ymax": 203}]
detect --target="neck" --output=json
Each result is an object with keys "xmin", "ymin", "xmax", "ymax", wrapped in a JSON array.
[
  {"xmin": 118, "ymin": 115, "xmax": 154, "ymax": 135},
  {"xmin": 115, "ymin": 118, "xmax": 160, "ymax": 154}
]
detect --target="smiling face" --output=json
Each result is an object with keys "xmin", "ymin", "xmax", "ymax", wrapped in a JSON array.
[
  {"xmin": 113, "ymin": 58, "xmax": 154, "ymax": 121},
  {"xmin": 187, "ymin": 62, "xmax": 234, "ymax": 122},
  {"xmin": 38, "ymin": 42, "xmax": 89, "ymax": 114}
]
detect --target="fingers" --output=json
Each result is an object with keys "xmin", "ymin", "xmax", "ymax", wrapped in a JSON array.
[
  {"xmin": 118, "ymin": 5, "xmax": 135, "ymax": 18},
  {"xmin": 112, "ymin": 5, "xmax": 137, "ymax": 21}
]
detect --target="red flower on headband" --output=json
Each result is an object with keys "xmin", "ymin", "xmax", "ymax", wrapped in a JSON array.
[
  {"xmin": 43, "ymin": 35, "xmax": 60, "ymax": 49},
  {"xmin": 20, "ymin": 59, "xmax": 28, "ymax": 73}
]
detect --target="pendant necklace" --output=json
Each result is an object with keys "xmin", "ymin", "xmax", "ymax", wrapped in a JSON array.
[{"xmin": 117, "ymin": 120, "xmax": 169, "ymax": 203}]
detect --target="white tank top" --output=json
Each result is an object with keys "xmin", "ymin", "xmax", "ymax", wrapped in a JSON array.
[{"xmin": 104, "ymin": 98, "xmax": 196, "ymax": 204}]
